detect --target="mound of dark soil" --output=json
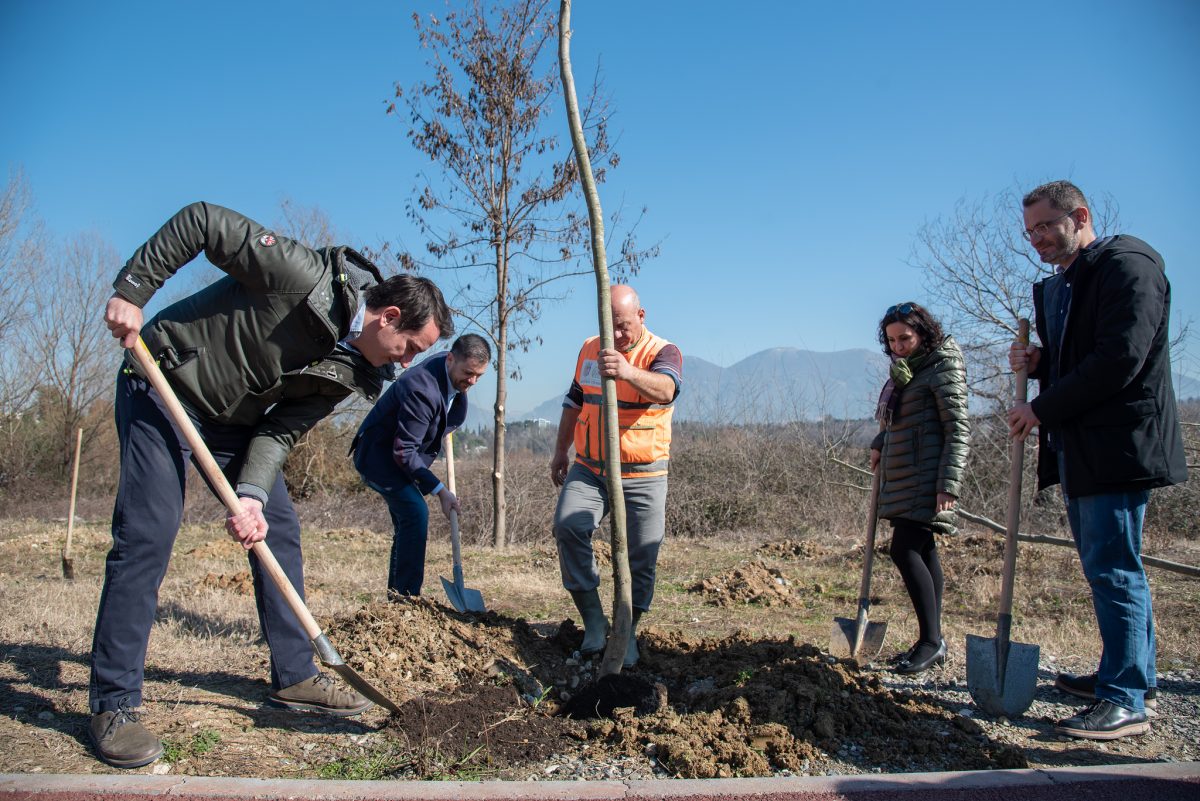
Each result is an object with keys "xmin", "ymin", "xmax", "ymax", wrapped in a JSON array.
[{"xmin": 320, "ymin": 598, "xmax": 1026, "ymax": 778}]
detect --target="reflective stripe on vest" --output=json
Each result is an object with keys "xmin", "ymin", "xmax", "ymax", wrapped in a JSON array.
[{"xmin": 573, "ymin": 330, "xmax": 674, "ymax": 478}]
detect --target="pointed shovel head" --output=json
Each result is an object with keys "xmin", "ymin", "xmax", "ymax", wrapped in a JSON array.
[
  {"xmin": 965, "ymin": 633, "xmax": 1040, "ymax": 718},
  {"xmin": 311, "ymin": 633, "xmax": 403, "ymax": 715},
  {"xmin": 830, "ymin": 616, "xmax": 887, "ymax": 660},
  {"xmin": 441, "ymin": 575, "xmax": 468, "ymax": 613}
]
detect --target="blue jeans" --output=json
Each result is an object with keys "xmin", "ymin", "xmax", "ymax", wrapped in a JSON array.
[
  {"xmin": 1060, "ymin": 454, "xmax": 1155, "ymax": 712},
  {"xmin": 366, "ymin": 479, "xmax": 429, "ymax": 597}
]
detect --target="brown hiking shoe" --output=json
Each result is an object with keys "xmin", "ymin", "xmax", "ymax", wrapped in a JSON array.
[
  {"xmin": 90, "ymin": 707, "xmax": 163, "ymax": 769},
  {"xmin": 267, "ymin": 672, "xmax": 372, "ymax": 716}
]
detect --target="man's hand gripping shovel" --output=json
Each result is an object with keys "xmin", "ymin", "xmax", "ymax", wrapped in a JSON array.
[{"xmin": 131, "ymin": 337, "xmax": 403, "ymax": 715}]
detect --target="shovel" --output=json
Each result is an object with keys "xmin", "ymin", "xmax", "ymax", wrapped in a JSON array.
[
  {"xmin": 61, "ymin": 427, "xmax": 83, "ymax": 580},
  {"xmin": 439, "ymin": 433, "xmax": 486, "ymax": 613},
  {"xmin": 131, "ymin": 337, "xmax": 403, "ymax": 715},
  {"xmin": 967, "ymin": 319, "xmax": 1040, "ymax": 718},
  {"xmin": 830, "ymin": 422, "xmax": 887, "ymax": 660}
]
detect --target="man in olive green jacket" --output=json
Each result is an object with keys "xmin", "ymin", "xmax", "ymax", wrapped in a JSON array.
[{"xmin": 92, "ymin": 202, "xmax": 453, "ymax": 769}]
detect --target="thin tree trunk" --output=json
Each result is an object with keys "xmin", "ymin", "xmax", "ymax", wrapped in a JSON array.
[
  {"xmin": 493, "ymin": 240, "xmax": 509, "ymax": 548},
  {"xmin": 558, "ymin": 0, "xmax": 631, "ymax": 677}
]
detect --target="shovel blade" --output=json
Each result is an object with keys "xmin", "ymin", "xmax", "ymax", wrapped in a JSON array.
[
  {"xmin": 441, "ymin": 575, "xmax": 468, "ymax": 613},
  {"xmin": 830, "ymin": 616, "xmax": 887, "ymax": 660},
  {"xmin": 441, "ymin": 575, "xmax": 486, "ymax": 613},
  {"xmin": 965, "ymin": 633, "xmax": 1040, "ymax": 718},
  {"xmin": 311, "ymin": 633, "xmax": 403, "ymax": 715},
  {"xmin": 461, "ymin": 586, "xmax": 486, "ymax": 613}
]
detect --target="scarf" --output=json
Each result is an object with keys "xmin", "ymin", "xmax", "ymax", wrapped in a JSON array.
[{"xmin": 876, "ymin": 349, "xmax": 930, "ymax": 425}]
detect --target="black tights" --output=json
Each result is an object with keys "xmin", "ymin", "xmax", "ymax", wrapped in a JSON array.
[{"xmin": 889, "ymin": 520, "xmax": 943, "ymax": 646}]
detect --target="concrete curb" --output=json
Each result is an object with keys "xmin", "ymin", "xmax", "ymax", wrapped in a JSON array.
[{"xmin": 2, "ymin": 763, "xmax": 1199, "ymax": 801}]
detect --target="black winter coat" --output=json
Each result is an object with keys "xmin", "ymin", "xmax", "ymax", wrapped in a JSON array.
[{"xmin": 1030, "ymin": 235, "xmax": 1188, "ymax": 497}]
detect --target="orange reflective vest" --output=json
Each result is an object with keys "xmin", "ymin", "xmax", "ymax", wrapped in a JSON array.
[{"xmin": 572, "ymin": 330, "xmax": 675, "ymax": 478}]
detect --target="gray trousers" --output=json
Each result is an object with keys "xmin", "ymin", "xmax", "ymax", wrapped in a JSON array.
[{"xmin": 552, "ymin": 463, "xmax": 668, "ymax": 610}]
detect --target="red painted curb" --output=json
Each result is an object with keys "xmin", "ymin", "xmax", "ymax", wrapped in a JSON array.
[{"xmin": 1, "ymin": 763, "xmax": 1198, "ymax": 801}]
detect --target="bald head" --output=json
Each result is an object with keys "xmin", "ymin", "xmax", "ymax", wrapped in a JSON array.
[{"xmin": 609, "ymin": 284, "xmax": 645, "ymax": 352}]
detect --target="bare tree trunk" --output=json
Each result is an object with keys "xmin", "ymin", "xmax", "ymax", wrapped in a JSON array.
[
  {"xmin": 492, "ymin": 240, "xmax": 509, "ymax": 548},
  {"xmin": 558, "ymin": 0, "xmax": 631, "ymax": 677}
]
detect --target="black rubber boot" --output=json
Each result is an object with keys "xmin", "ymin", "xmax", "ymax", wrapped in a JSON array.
[
  {"xmin": 624, "ymin": 609, "xmax": 645, "ymax": 668},
  {"xmin": 569, "ymin": 589, "xmax": 609, "ymax": 656}
]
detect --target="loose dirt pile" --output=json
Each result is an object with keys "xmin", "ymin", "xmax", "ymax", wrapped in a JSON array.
[
  {"xmin": 200, "ymin": 571, "xmax": 254, "ymax": 595},
  {"xmin": 318, "ymin": 598, "xmax": 1024, "ymax": 778},
  {"xmin": 757, "ymin": 539, "xmax": 828, "ymax": 560},
  {"xmin": 689, "ymin": 559, "xmax": 803, "ymax": 607}
]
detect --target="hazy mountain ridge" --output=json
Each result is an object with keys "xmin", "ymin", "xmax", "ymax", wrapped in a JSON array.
[{"xmin": 513, "ymin": 347, "xmax": 889, "ymax": 425}]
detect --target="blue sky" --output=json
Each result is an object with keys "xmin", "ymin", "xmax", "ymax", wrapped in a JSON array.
[{"xmin": 3, "ymin": 0, "xmax": 1198, "ymax": 415}]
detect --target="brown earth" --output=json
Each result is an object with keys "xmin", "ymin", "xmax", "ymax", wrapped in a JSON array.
[
  {"xmin": 1, "ymin": 520, "xmax": 1197, "ymax": 780},
  {"xmin": 690, "ymin": 559, "xmax": 803, "ymax": 608},
  {"xmin": 321, "ymin": 597, "xmax": 1024, "ymax": 779}
]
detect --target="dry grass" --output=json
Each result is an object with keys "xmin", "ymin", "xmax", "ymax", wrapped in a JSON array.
[{"xmin": 1, "ymin": 504, "xmax": 1198, "ymax": 776}]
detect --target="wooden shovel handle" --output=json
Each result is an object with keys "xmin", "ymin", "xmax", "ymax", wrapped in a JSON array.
[
  {"xmin": 997, "ymin": 319, "xmax": 1030, "ymax": 620},
  {"xmin": 131, "ymin": 338, "xmax": 323, "ymax": 641},
  {"xmin": 857, "ymin": 422, "xmax": 885, "ymax": 600},
  {"xmin": 445, "ymin": 432, "xmax": 456, "ymax": 495},
  {"xmin": 64, "ymin": 427, "xmax": 83, "ymax": 557}
]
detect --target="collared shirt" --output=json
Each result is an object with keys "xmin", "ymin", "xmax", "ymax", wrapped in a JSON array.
[
  {"xmin": 443, "ymin": 358, "xmax": 460, "ymax": 412},
  {"xmin": 1043, "ymin": 237, "xmax": 1112, "ymax": 450},
  {"xmin": 336, "ymin": 303, "xmax": 367, "ymax": 352}
]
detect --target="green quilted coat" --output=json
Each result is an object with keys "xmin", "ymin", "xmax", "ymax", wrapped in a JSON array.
[{"xmin": 871, "ymin": 336, "xmax": 970, "ymax": 534}]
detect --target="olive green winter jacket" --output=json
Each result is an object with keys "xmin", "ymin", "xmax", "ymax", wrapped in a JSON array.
[
  {"xmin": 112, "ymin": 202, "xmax": 392, "ymax": 504},
  {"xmin": 870, "ymin": 337, "xmax": 970, "ymax": 534}
]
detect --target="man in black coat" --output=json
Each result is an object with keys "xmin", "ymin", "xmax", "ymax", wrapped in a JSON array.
[
  {"xmin": 1009, "ymin": 180, "xmax": 1187, "ymax": 740},
  {"xmin": 353, "ymin": 334, "xmax": 490, "ymax": 596}
]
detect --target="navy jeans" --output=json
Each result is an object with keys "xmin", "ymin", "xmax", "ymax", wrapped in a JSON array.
[
  {"xmin": 89, "ymin": 371, "xmax": 317, "ymax": 713},
  {"xmin": 366, "ymin": 478, "xmax": 430, "ymax": 597},
  {"xmin": 1060, "ymin": 455, "xmax": 1155, "ymax": 712}
]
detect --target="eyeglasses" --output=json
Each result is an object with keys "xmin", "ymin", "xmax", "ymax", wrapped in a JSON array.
[
  {"xmin": 886, "ymin": 303, "xmax": 915, "ymax": 316},
  {"xmin": 1022, "ymin": 209, "xmax": 1077, "ymax": 242}
]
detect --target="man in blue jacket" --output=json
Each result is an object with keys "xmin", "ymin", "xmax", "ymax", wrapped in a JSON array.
[
  {"xmin": 353, "ymin": 334, "xmax": 491, "ymax": 596},
  {"xmin": 1009, "ymin": 180, "xmax": 1187, "ymax": 740}
]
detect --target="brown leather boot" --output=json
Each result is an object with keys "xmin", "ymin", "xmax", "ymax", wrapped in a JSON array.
[
  {"xmin": 90, "ymin": 707, "xmax": 163, "ymax": 769},
  {"xmin": 267, "ymin": 672, "xmax": 372, "ymax": 716}
]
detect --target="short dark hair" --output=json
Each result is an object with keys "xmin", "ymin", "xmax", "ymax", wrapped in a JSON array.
[
  {"xmin": 451, "ymin": 333, "xmax": 491, "ymax": 364},
  {"xmin": 365, "ymin": 274, "xmax": 454, "ymax": 338},
  {"xmin": 877, "ymin": 301, "xmax": 945, "ymax": 355},
  {"xmin": 1023, "ymin": 180, "xmax": 1089, "ymax": 214}
]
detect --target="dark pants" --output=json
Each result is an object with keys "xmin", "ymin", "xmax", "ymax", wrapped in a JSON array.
[
  {"xmin": 888, "ymin": 519, "xmax": 944, "ymax": 645},
  {"xmin": 88, "ymin": 371, "xmax": 316, "ymax": 713},
  {"xmin": 365, "ymin": 478, "xmax": 429, "ymax": 597}
]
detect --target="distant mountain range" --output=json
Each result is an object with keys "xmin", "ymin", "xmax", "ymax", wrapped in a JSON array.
[
  {"xmin": 487, "ymin": 346, "xmax": 1200, "ymax": 429},
  {"xmin": 513, "ymin": 347, "xmax": 890, "ymax": 425}
]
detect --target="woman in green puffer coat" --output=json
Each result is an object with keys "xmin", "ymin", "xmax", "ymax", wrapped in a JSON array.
[{"xmin": 869, "ymin": 302, "xmax": 970, "ymax": 674}]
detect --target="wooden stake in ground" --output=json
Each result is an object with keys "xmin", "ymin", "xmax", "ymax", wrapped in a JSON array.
[
  {"xmin": 61, "ymin": 426, "xmax": 83, "ymax": 580},
  {"xmin": 558, "ymin": 0, "xmax": 632, "ymax": 677}
]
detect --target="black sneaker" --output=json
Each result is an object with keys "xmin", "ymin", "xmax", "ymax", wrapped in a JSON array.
[
  {"xmin": 90, "ymin": 707, "xmax": 163, "ymax": 769},
  {"xmin": 1054, "ymin": 671, "xmax": 1157, "ymax": 713},
  {"xmin": 1054, "ymin": 699, "xmax": 1150, "ymax": 740}
]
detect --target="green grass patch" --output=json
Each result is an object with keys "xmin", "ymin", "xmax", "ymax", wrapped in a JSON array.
[{"xmin": 161, "ymin": 729, "xmax": 222, "ymax": 764}]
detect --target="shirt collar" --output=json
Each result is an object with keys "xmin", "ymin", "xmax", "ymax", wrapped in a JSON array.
[{"xmin": 444, "ymin": 357, "xmax": 459, "ymax": 409}]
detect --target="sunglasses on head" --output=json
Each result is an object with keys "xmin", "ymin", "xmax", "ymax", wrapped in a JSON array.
[{"xmin": 886, "ymin": 303, "xmax": 915, "ymax": 316}]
